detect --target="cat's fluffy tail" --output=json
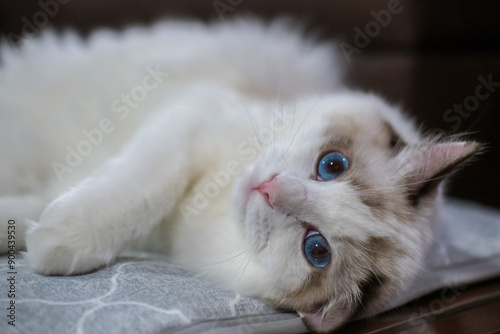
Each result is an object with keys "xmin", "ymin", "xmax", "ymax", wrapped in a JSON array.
[{"xmin": 0, "ymin": 17, "xmax": 342, "ymax": 102}]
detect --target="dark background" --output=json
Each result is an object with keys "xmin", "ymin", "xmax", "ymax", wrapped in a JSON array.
[{"xmin": 1, "ymin": 0, "xmax": 499, "ymax": 208}]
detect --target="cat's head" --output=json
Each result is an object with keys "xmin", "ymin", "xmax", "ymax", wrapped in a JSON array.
[{"xmin": 233, "ymin": 92, "xmax": 480, "ymax": 333}]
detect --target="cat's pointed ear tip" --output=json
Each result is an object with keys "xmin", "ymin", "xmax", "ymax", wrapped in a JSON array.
[
  {"xmin": 467, "ymin": 140, "xmax": 483, "ymax": 153},
  {"xmin": 456, "ymin": 140, "xmax": 481, "ymax": 151},
  {"xmin": 450, "ymin": 140, "xmax": 485, "ymax": 160},
  {"xmin": 447, "ymin": 140, "xmax": 481, "ymax": 157},
  {"xmin": 298, "ymin": 306, "xmax": 354, "ymax": 333},
  {"xmin": 424, "ymin": 139, "xmax": 483, "ymax": 163}
]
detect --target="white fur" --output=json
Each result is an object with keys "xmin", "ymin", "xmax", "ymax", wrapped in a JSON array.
[{"xmin": 0, "ymin": 18, "xmax": 478, "ymax": 333}]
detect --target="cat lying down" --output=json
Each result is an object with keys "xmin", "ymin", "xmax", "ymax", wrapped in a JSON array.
[{"xmin": 0, "ymin": 18, "xmax": 480, "ymax": 333}]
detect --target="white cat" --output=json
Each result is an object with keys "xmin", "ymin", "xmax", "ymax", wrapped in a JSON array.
[{"xmin": 0, "ymin": 18, "xmax": 479, "ymax": 333}]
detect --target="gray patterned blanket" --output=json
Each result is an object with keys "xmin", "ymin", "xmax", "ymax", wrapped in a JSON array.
[{"xmin": 1, "ymin": 198, "xmax": 499, "ymax": 334}]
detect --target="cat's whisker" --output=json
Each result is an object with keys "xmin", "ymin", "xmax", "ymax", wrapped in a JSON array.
[
  {"xmin": 236, "ymin": 252, "xmax": 252, "ymax": 281},
  {"xmin": 273, "ymin": 106, "xmax": 277, "ymax": 155},
  {"xmin": 240, "ymin": 102, "xmax": 260, "ymax": 144},
  {"xmin": 352, "ymin": 183, "xmax": 410, "ymax": 192},
  {"xmin": 404, "ymin": 175, "xmax": 451, "ymax": 188},
  {"xmin": 191, "ymin": 270, "xmax": 211, "ymax": 279},
  {"xmin": 348, "ymin": 179, "xmax": 437, "ymax": 194},
  {"xmin": 286, "ymin": 96, "xmax": 322, "ymax": 153},
  {"xmin": 372, "ymin": 273, "xmax": 384, "ymax": 287},
  {"xmin": 349, "ymin": 240, "xmax": 379, "ymax": 255},
  {"xmin": 199, "ymin": 250, "xmax": 249, "ymax": 270},
  {"xmin": 348, "ymin": 182, "xmax": 407, "ymax": 193},
  {"xmin": 287, "ymin": 97, "xmax": 297, "ymax": 145},
  {"xmin": 269, "ymin": 76, "xmax": 284, "ymax": 156}
]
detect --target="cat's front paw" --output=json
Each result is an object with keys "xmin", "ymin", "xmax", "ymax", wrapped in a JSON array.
[{"xmin": 25, "ymin": 200, "xmax": 116, "ymax": 275}]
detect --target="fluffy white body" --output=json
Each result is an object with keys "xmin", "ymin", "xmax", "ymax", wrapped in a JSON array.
[{"xmin": 0, "ymin": 18, "xmax": 478, "ymax": 332}]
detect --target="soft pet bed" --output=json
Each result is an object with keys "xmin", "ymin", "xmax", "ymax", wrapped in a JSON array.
[{"xmin": 1, "ymin": 198, "xmax": 499, "ymax": 333}]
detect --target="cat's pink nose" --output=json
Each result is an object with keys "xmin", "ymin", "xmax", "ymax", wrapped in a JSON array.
[{"xmin": 253, "ymin": 175, "xmax": 278, "ymax": 207}]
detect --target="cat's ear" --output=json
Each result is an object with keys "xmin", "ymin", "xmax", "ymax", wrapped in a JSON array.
[
  {"xmin": 396, "ymin": 141, "xmax": 481, "ymax": 202},
  {"xmin": 298, "ymin": 303, "xmax": 356, "ymax": 333}
]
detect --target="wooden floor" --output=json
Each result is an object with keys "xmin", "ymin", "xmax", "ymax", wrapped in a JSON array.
[{"xmin": 341, "ymin": 277, "xmax": 500, "ymax": 333}]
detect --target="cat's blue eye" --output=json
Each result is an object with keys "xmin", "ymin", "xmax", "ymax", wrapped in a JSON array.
[
  {"xmin": 303, "ymin": 231, "xmax": 331, "ymax": 268},
  {"xmin": 317, "ymin": 152, "xmax": 348, "ymax": 181}
]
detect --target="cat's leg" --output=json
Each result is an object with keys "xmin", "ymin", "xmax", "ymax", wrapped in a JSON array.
[
  {"xmin": 25, "ymin": 111, "xmax": 199, "ymax": 275},
  {"xmin": 0, "ymin": 195, "xmax": 47, "ymax": 254}
]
